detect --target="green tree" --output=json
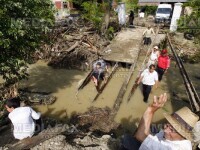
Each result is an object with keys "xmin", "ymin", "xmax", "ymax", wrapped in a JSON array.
[
  {"xmin": 0, "ymin": 0, "xmax": 54, "ymax": 85},
  {"xmin": 178, "ymin": 0, "xmax": 200, "ymax": 43}
]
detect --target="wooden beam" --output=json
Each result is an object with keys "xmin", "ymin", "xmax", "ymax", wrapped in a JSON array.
[
  {"xmin": 93, "ymin": 62, "xmax": 118, "ymax": 102},
  {"xmin": 8, "ymin": 125, "xmax": 69, "ymax": 150},
  {"xmin": 113, "ymin": 61, "xmax": 137, "ymax": 113}
]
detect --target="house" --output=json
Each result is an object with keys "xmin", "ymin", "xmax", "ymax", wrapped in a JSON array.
[{"xmin": 52, "ymin": 0, "xmax": 74, "ymax": 10}]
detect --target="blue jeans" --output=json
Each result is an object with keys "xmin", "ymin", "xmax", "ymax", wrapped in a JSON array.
[{"xmin": 120, "ymin": 134, "xmax": 141, "ymax": 150}]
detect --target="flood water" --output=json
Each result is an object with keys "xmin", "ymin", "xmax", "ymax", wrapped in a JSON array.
[{"xmin": 16, "ymin": 54, "xmax": 200, "ymax": 133}]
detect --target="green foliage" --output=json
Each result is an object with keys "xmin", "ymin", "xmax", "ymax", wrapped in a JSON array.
[
  {"xmin": 124, "ymin": 0, "xmax": 139, "ymax": 12},
  {"xmin": 105, "ymin": 26, "xmax": 115, "ymax": 40},
  {"xmin": 178, "ymin": 0, "xmax": 200, "ymax": 44},
  {"xmin": 0, "ymin": 0, "xmax": 55, "ymax": 85},
  {"xmin": 81, "ymin": 1, "xmax": 104, "ymax": 30},
  {"xmin": 145, "ymin": 6, "xmax": 157, "ymax": 15}
]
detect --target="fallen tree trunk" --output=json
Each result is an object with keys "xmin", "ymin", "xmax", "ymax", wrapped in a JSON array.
[
  {"xmin": 8, "ymin": 125, "xmax": 70, "ymax": 150},
  {"xmin": 113, "ymin": 62, "xmax": 137, "ymax": 113},
  {"xmin": 77, "ymin": 70, "xmax": 93, "ymax": 91},
  {"xmin": 59, "ymin": 41, "xmax": 80, "ymax": 53}
]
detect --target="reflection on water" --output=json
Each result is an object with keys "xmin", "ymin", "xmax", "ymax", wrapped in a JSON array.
[{"xmin": 18, "ymin": 59, "xmax": 199, "ymax": 132}]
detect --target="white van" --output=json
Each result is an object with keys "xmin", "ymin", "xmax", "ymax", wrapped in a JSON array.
[{"xmin": 155, "ymin": 4, "xmax": 172, "ymax": 23}]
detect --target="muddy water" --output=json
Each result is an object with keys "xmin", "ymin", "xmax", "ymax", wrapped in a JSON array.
[
  {"xmin": 19, "ymin": 61, "xmax": 127, "ymax": 120},
  {"xmin": 18, "ymin": 58, "xmax": 198, "ymax": 132}
]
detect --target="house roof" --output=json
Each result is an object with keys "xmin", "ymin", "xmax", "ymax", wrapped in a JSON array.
[{"xmin": 139, "ymin": 0, "xmax": 188, "ymax": 2}]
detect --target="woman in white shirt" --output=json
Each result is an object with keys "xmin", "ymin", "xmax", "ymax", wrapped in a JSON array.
[{"xmin": 147, "ymin": 46, "xmax": 160, "ymax": 68}]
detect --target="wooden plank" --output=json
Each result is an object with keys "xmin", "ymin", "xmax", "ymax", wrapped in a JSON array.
[
  {"xmin": 8, "ymin": 125, "xmax": 68, "ymax": 150},
  {"xmin": 113, "ymin": 61, "xmax": 137, "ymax": 113},
  {"xmin": 92, "ymin": 62, "xmax": 118, "ymax": 102},
  {"xmin": 167, "ymin": 34, "xmax": 200, "ymax": 112},
  {"xmin": 127, "ymin": 82, "xmax": 139, "ymax": 102},
  {"xmin": 77, "ymin": 70, "xmax": 93, "ymax": 91}
]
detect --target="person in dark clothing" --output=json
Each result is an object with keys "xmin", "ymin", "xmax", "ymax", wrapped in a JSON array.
[{"xmin": 129, "ymin": 10, "xmax": 134, "ymax": 26}]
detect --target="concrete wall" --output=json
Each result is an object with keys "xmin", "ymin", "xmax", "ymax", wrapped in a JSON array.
[{"xmin": 170, "ymin": 3, "xmax": 183, "ymax": 32}]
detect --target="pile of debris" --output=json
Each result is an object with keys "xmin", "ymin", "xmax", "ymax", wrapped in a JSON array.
[
  {"xmin": 171, "ymin": 33, "xmax": 200, "ymax": 62},
  {"xmin": 35, "ymin": 18, "xmax": 110, "ymax": 70},
  {"xmin": 71, "ymin": 107, "xmax": 119, "ymax": 133}
]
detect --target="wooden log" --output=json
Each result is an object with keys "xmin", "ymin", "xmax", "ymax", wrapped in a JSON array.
[
  {"xmin": 7, "ymin": 125, "xmax": 69, "ymax": 150},
  {"xmin": 92, "ymin": 62, "xmax": 118, "ymax": 102},
  {"xmin": 59, "ymin": 41, "xmax": 80, "ymax": 53},
  {"xmin": 77, "ymin": 70, "xmax": 93, "ymax": 91},
  {"xmin": 127, "ymin": 83, "xmax": 138, "ymax": 102},
  {"xmin": 113, "ymin": 61, "xmax": 137, "ymax": 113},
  {"xmin": 167, "ymin": 34, "xmax": 200, "ymax": 112},
  {"xmin": 81, "ymin": 42, "xmax": 101, "ymax": 55}
]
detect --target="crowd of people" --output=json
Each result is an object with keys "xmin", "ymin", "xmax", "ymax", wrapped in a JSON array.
[
  {"xmin": 137, "ymin": 45, "xmax": 170, "ymax": 103},
  {"xmin": 120, "ymin": 45, "xmax": 199, "ymax": 150}
]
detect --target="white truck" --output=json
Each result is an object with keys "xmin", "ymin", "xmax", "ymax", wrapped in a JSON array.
[{"xmin": 155, "ymin": 4, "xmax": 172, "ymax": 24}]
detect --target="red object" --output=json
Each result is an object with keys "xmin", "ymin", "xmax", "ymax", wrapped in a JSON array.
[
  {"xmin": 161, "ymin": 49, "xmax": 168, "ymax": 54},
  {"xmin": 158, "ymin": 55, "xmax": 170, "ymax": 69},
  {"xmin": 55, "ymin": 1, "xmax": 62, "ymax": 9}
]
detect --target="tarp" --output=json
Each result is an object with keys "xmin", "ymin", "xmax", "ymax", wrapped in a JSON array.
[{"xmin": 115, "ymin": 3, "xmax": 126, "ymax": 25}]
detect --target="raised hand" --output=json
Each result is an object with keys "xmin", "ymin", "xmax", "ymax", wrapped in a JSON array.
[{"xmin": 150, "ymin": 93, "xmax": 167, "ymax": 113}]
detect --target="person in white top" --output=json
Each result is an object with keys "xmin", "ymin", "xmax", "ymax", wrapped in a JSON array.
[
  {"xmin": 147, "ymin": 46, "xmax": 160, "ymax": 67},
  {"xmin": 121, "ymin": 94, "xmax": 199, "ymax": 150},
  {"xmin": 137, "ymin": 64, "xmax": 158, "ymax": 103},
  {"xmin": 5, "ymin": 97, "xmax": 41, "ymax": 140},
  {"xmin": 143, "ymin": 25, "xmax": 155, "ymax": 45}
]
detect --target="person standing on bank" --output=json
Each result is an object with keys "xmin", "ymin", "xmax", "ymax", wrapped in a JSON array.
[
  {"xmin": 5, "ymin": 97, "xmax": 41, "ymax": 140},
  {"xmin": 143, "ymin": 25, "xmax": 155, "ymax": 45},
  {"xmin": 129, "ymin": 10, "xmax": 134, "ymax": 27},
  {"xmin": 156, "ymin": 49, "xmax": 170, "ymax": 81},
  {"xmin": 137, "ymin": 64, "xmax": 158, "ymax": 103},
  {"xmin": 147, "ymin": 46, "xmax": 160, "ymax": 67}
]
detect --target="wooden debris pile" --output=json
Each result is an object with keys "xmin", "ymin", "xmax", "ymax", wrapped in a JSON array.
[
  {"xmin": 0, "ymin": 83, "xmax": 18, "ymax": 101},
  {"xmin": 71, "ymin": 107, "xmax": 119, "ymax": 133},
  {"xmin": 35, "ymin": 18, "xmax": 110, "ymax": 69}
]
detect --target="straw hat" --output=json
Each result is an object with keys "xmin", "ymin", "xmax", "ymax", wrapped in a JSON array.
[{"xmin": 164, "ymin": 107, "xmax": 199, "ymax": 141}]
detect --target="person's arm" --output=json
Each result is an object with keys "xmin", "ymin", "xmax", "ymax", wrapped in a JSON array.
[
  {"xmin": 151, "ymin": 28, "xmax": 155, "ymax": 35},
  {"xmin": 137, "ymin": 76, "xmax": 143, "ymax": 85},
  {"xmin": 165, "ymin": 57, "xmax": 170, "ymax": 73},
  {"xmin": 137, "ymin": 71, "xmax": 145, "ymax": 85},
  {"xmin": 147, "ymin": 49, "xmax": 153, "ymax": 57},
  {"xmin": 134, "ymin": 93, "xmax": 167, "ymax": 142},
  {"xmin": 143, "ymin": 30, "xmax": 147, "ymax": 36},
  {"xmin": 154, "ymin": 80, "xmax": 158, "ymax": 89},
  {"xmin": 156, "ymin": 51, "xmax": 160, "ymax": 61},
  {"xmin": 154, "ymin": 72, "xmax": 158, "ymax": 89},
  {"xmin": 30, "ymin": 107, "xmax": 41, "ymax": 120}
]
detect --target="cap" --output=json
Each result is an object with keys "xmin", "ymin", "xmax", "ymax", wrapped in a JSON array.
[{"xmin": 161, "ymin": 49, "xmax": 167, "ymax": 54}]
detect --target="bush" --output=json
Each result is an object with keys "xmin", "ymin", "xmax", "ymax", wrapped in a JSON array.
[{"xmin": 81, "ymin": 2, "xmax": 104, "ymax": 30}]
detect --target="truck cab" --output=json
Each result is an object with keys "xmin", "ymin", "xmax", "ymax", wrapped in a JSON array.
[{"xmin": 155, "ymin": 4, "xmax": 172, "ymax": 24}]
